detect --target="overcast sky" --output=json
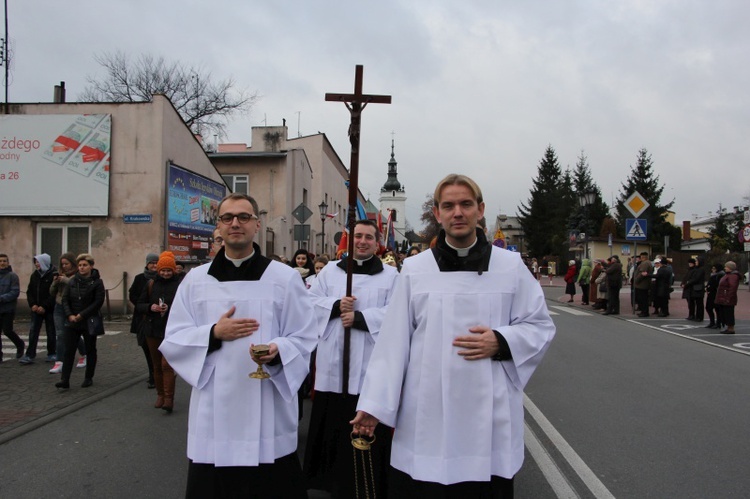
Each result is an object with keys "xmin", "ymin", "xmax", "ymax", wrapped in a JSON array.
[{"xmin": 9, "ymin": 0, "xmax": 750, "ymax": 231}]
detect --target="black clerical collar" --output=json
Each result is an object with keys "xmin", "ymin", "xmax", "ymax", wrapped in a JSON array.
[
  {"xmin": 431, "ymin": 228, "xmax": 492, "ymax": 274},
  {"xmin": 336, "ymin": 254, "xmax": 384, "ymax": 275},
  {"xmin": 207, "ymin": 243, "xmax": 271, "ymax": 282}
]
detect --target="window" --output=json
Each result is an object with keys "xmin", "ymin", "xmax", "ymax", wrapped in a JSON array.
[
  {"xmin": 37, "ymin": 224, "xmax": 91, "ymax": 266},
  {"xmin": 222, "ymin": 175, "xmax": 249, "ymax": 195}
]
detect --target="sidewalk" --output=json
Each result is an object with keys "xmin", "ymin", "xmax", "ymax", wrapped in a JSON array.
[
  {"xmin": 0, "ymin": 318, "xmax": 149, "ymax": 443},
  {"xmin": 542, "ymin": 276, "xmax": 750, "ymax": 321}
]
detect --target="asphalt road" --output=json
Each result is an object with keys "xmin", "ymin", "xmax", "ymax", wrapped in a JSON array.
[
  {"xmin": 525, "ymin": 289, "xmax": 750, "ymax": 498},
  {"xmin": 3, "ymin": 288, "xmax": 749, "ymax": 498}
]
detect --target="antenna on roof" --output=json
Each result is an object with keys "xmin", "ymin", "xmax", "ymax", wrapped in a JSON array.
[{"xmin": 295, "ymin": 111, "xmax": 301, "ymax": 137}]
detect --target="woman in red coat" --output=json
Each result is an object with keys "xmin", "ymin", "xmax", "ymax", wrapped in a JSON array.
[
  {"xmin": 564, "ymin": 260, "xmax": 577, "ymax": 303},
  {"xmin": 715, "ymin": 261, "xmax": 740, "ymax": 334}
]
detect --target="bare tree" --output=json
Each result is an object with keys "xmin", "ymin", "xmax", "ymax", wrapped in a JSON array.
[{"xmin": 79, "ymin": 51, "xmax": 258, "ymax": 139}]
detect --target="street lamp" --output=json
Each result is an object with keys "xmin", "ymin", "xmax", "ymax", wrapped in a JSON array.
[
  {"xmin": 578, "ymin": 190, "xmax": 596, "ymax": 259},
  {"xmin": 318, "ymin": 200, "xmax": 329, "ymax": 255}
]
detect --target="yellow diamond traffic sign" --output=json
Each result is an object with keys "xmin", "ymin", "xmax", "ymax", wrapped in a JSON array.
[{"xmin": 624, "ymin": 191, "xmax": 649, "ymax": 218}]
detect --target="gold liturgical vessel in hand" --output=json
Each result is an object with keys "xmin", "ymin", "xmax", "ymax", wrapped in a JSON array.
[
  {"xmin": 249, "ymin": 344, "xmax": 271, "ymax": 379},
  {"xmin": 351, "ymin": 431, "xmax": 376, "ymax": 451}
]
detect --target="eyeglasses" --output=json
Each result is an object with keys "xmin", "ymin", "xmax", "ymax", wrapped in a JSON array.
[
  {"xmin": 218, "ymin": 213, "xmax": 258, "ymax": 225},
  {"xmin": 212, "ymin": 237, "xmax": 224, "ymax": 245}
]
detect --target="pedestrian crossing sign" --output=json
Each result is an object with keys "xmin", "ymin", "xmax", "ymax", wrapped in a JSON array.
[{"xmin": 626, "ymin": 218, "xmax": 647, "ymax": 240}]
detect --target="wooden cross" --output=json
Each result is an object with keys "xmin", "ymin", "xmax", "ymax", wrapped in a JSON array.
[{"xmin": 325, "ymin": 65, "xmax": 391, "ymax": 396}]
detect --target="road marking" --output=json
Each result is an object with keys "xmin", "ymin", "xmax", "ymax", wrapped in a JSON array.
[
  {"xmin": 1, "ymin": 330, "xmax": 127, "ymax": 356},
  {"xmin": 548, "ymin": 311, "xmax": 559, "ymax": 316},
  {"xmin": 524, "ymin": 423, "xmax": 579, "ymax": 498},
  {"xmin": 525, "ymin": 395, "xmax": 615, "ymax": 499},
  {"xmin": 628, "ymin": 321, "xmax": 750, "ymax": 356},
  {"xmin": 549, "ymin": 306, "xmax": 593, "ymax": 316},
  {"xmin": 661, "ymin": 324, "xmax": 705, "ymax": 331}
]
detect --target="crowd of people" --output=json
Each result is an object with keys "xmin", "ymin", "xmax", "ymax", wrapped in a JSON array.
[
  {"xmin": 0, "ymin": 252, "xmax": 106, "ymax": 388},
  {"xmin": 551, "ymin": 252, "xmax": 742, "ymax": 332}
]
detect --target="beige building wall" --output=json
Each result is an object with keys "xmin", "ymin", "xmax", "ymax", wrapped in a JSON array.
[
  {"xmin": 287, "ymin": 133, "xmax": 350, "ymax": 256},
  {"xmin": 0, "ymin": 95, "xmax": 222, "ymax": 314},
  {"xmin": 210, "ymin": 149, "xmax": 313, "ymax": 258},
  {"xmin": 214, "ymin": 125, "xmax": 355, "ymax": 259}
]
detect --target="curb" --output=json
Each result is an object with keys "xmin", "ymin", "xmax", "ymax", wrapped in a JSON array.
[{"xmin": 0, "ymin": 373, "xmax": 148, "ymax": 445}]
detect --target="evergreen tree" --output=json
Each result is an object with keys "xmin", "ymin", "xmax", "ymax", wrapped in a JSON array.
[
  {"xmin": 615, "ymin": 148, "xmax": 679, "ymax": 253},
  {"xmin": 518, "ymin": 145, "xmax": 570, "ymax": 259},
  {"xmin": 567, "ymin": 151, "xmax": 610, "ymax": 241}
]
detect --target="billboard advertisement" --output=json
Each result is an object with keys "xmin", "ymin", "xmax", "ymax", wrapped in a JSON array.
[
  {"xmin": 167, "ymin": 163, "xmax": 226, "ymax": 261},
  {"xmin": 0, "ymin": 114, "xmax": 111, "ymax": 216}
]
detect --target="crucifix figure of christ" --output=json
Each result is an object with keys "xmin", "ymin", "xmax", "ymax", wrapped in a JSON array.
[{"xmin": 325, "ymin": 64, "xmax": 391, "ymax": 396}]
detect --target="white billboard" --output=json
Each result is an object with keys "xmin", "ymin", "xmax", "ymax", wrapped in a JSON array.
[{"xmin": 0, "ymin": 114, "xmax": 111, "ymax": 216}]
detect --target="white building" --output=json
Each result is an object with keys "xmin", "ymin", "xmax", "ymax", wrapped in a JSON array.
[{"xmin": 378, "ymin": 140, "xmax": 407, "ymax": 250}]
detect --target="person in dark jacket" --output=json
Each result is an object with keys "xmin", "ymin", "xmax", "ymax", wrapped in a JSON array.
[
  {"xmin": 715, "ymin": 261, "xmax": 740, "ymax": 334},
  {"xmin": 19, "ymin": 253, "xmax": 57, "ymax": 364},
  {"xmin": 56, "ymin": 253, "xmax": 105, "ymax": 389},
  {"xmin": 48, "ymin": 253, "xmax": 87, "ymax": 374},
  {"xmin": 603, "ymin": 256, "xmax": 623, "ymax": 315},
  {"xmin": 705, "ymin": 264, "xmax": 725, "ymax": 329},
  {"xmin": 685, "ymin": 257, "xmax": 706, "ymax": 322},
  {"xmin": 650, "ymin": 258, "xmax": 673, "ymax": 317},
  {"xmin": 0, "ymin": 254, "xmax": 25, "ymax": 361},
  {"xmin": 633, "ymin": 252, "xmax": 653, "ymax": 317},
  {"xmin": 129, "ymin": 253, "xmax": 159, "ymax": 389},
  {"xmin": 680, "ymin": 258, "xmax": 699, "ymax": 320},
  {"xmin": 136, "ymin": 251, "xmax": 181, "ymax": 413}
]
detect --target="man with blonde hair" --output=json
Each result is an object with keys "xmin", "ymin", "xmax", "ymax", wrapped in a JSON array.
[{"xmin": 352, "ymin": 174, "xmax": 555, "ymax": 496}]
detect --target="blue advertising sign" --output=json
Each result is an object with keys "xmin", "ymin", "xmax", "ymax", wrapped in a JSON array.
[
  {"xmin": 625, "ymin": 218, "xmax": 648, "ymax": 241},
  {"xmin": 507, "ymin": 245, "xmax": 519, "ymax": 252},
  {"xmin": 167, "ymin": 163, "xmax": 226, "ymax": 261}
]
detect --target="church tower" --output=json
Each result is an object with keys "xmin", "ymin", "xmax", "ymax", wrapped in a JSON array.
[{"xmin": 378, "ymin": 139, "xmax": 407, "ymax": 250}]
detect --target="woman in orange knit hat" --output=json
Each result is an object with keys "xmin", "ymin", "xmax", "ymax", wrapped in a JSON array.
[{"xmin": 136, "ymin": 251, "xmax": 181, "ymax": 412}]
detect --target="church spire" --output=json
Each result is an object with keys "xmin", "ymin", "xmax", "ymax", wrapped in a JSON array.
[{"xmin": 381, "ymin": 138, "xmax": 403, "ymax": 192}]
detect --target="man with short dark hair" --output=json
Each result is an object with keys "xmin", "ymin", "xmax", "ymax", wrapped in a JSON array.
[
  {"xmin": 603, "ymin": 255, "xmax": 623, "ymax": 315},
  {"xmin": 685, "ymin": 257, "xmax": 706, "ymax": 322},
  {"xmin": 651, "ymin": 258, "xmax": 673, "ymax": 317},
  {"xmin": 634, "ymin": 252, "xmax": 653, "ymax": 317},
  {"xmin": 0, "ymin": 254, "xmax": 24, "ymax": 361},
  {"xmin": 160, "ymin": 192, "xmax": 317, "ymax": 498},
  {"xmin": 352, "ymin": 174, "xmax": 555, "ymax": 497},
  {"xmin": 304, "ymin": 219, "xmax": 399, "ymax": 498}
]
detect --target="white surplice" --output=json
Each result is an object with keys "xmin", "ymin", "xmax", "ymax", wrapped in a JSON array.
[
  {"xmin": 357, "ymin": 247, "xmax": 555, "ymax": 484},
  {"xmin": 308, "ymin": 260, "xmax": 398, "ymax": 395},
  {"xmin": 159, "ymin": 260, "xmax": 317, "ymax": 467}
]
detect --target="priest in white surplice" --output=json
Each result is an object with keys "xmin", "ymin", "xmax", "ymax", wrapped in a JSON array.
[
  {"xmin": 160, "ymin": 194, "xmax": 316, "ymax": 499},
  {"xmin": 303, "ymin": 219, "xmax": 399, "ymax": 498},
  {"xmin": 352, "ymin": 174, "xmax": 555, "ymax": 497}
]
